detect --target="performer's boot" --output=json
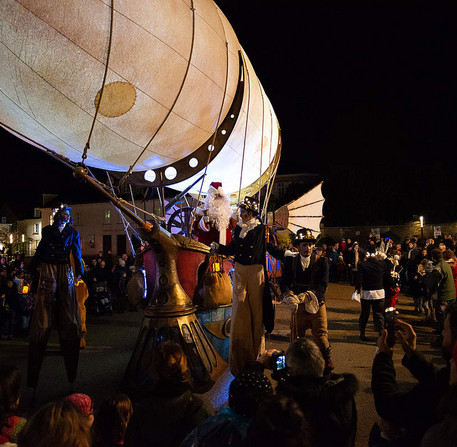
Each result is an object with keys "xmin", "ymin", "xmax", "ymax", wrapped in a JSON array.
[
  {"xmin": 321, "ymin": 346, "xmax": 334, "ymax": 375},
  {"xmin": 61, "ymin": 339, "xmax": 81, "ymax": 383}
]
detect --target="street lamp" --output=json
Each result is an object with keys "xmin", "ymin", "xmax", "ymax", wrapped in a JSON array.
[{"xmin": 419, "ymin": 215, "xmax": 424, "ymax": 239}]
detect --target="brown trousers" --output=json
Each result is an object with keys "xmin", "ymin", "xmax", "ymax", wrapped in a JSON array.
[
  {"xmin": 27, "ymin": 263, "xmax": 81, "ymax": 388},
  {"xmin": 229, "ymin": 263, "xmax": 265, "ymax": 376},
  {"xmin": 76, "ymin": 279, "xmax": 89, "ymax": 348},
  {"xmin": 290, "ymin": 302, "xmax": 329, "ymax": 350}
]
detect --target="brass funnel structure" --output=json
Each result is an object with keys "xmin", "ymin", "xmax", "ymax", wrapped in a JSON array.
[{"xmin": 73, "ymin": 166, "xmax": 227, "ymax": 393}]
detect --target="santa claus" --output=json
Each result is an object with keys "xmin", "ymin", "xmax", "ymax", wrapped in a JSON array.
[{"xmin": 194, "ymin": 182, "xmax": 235, "ymax": 246}]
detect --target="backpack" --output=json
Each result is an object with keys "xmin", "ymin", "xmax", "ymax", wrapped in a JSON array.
[{"xmin": 422, "ymin": 266, "xmax": 443, "ymax": 300}]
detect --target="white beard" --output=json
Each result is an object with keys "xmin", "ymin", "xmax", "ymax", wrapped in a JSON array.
[{"xmin": 205, "ymin": 191, "xmax": 232, "ymax": 233}]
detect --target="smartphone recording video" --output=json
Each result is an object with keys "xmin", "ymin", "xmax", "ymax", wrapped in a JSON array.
[
  {"xmin": 271, "ymin": 352, "xmax": 286, "ymax": 371},
  {"xmin": 385, "ymin": 306, "xmax": 397, "ymax": 347}
]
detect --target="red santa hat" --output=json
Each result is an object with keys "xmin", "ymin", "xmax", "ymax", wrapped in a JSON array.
[{"xmin": 207, "ymin": 181, "xmax": 224, "ymax": 197}]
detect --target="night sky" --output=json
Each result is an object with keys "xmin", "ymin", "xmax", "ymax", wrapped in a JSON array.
[{"xmin": 2, "ymin": 1, "xmax": 456, "ymax": 226}]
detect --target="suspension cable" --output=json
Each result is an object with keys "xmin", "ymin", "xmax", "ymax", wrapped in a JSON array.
[
  {"xmin": 118, "ymin": 0, "xmax": 197, "ymax": 186},
  {"xmin": 106, "ymin": 172, "xmax": 136, "ymax": 254},
  {"xmin": 261, "ymin": 109, "xmax": 277, "ymax": 221},
  {"xmin": 237, "ymin": 52, "xmax": 251, "ymax": 205},
  {"xmin": 187, "ymin": 39, "xmax": 230, "ymax": 241},
  {"xmin": 82, "ymin": 0, "xmax": 115, "ymax": 163},
  {"xmin": 257, "ymin": 79, "xmax": 265, "ymax": 219}
]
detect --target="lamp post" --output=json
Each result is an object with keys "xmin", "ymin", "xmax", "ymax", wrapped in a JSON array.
[{"xmin": 419, "ymin": 215, "xmax": 424, "ymax": 239}]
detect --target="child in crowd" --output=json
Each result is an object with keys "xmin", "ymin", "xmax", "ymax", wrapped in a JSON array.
[
  {"xmin": 64, "ymin": 393, "xmax": 94, "ymax": 428},
  {"xmin": 18, "ymin": 399, "xmax": 91, "ymax": 447},
  {"xmin": 125, "ymin": 340, "xmax": 209, "ymax": 447},
  {"xmin": 93, "ymin": 393, "xmax": 132, "ymax": 447},
  {"xmin": 0, "ymin": 366, "xmax": 26, "ymax": 445}
]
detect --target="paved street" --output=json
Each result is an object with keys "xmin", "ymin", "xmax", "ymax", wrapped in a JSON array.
[{"xmin": 0, "ymin": 282, "xmax": 443, "ymax": 446}]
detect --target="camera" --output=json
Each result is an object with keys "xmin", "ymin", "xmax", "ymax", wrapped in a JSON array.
[
  {"xmin": 384, "ymin": 307, "xmax": 397, "ymax": 347},
  {"xmin": 271, "ymin": 351, "xmax": 286, "ymax": 371}
]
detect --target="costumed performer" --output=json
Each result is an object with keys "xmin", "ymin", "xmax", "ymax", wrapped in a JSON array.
[
  {"xmin": 212, "ymin": 196, "xmax": 283, "ymax": 376},
  {"xmin": 280, "ymin": 229, "xmax": 333, "ymax": 374},
  {"xmin": 28, "ymin": 204, "xmax": 83, "ymax": 393},
  {"xmin": 193, "ymin": 182, "xmax": 236, "ymax": 246}
]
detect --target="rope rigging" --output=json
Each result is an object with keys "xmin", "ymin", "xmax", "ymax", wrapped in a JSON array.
[
  {"xmin": 186, "ymin": 39, "xmax": 230, "ymax": 243},
  {"xmin": 118, "ymin": 1, "xmax": 197, "ymax": 188},
  {"xmin": 237, "ymin": 52, "xmax": 251, "ymax": 206},
  {"xmin": 82, "ymin": 0, "xmax": 115, "ymax": 163}
]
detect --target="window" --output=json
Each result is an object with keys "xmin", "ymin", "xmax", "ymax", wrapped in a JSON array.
[
  {"xmin": 104, "ymin": 210, "xmax": 111, "ymax": 224},
  {"xmin": 33, "ymin": 223, "xmax": 40, "ymax": 234},
  {"xmin": 33, "ymin": 208, "xmax": 41, "ymax": 218}
]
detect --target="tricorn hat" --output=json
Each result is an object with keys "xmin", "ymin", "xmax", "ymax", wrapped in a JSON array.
[
  {"xmin": 238, "ymin": 195, "xmax": 260, "ymax": 215},
  {"xmin": 294, "ymin": 228, "xmax": 316, "ymax": 246}
]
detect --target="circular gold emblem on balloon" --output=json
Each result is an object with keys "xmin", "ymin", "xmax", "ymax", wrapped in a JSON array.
[{"xmin": 94, "ymin": 81, "xmax": 136, "ymax": 117}]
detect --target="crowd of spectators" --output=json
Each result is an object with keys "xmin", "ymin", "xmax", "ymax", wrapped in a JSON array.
[
  {"xmin": 323, "ymin": 233, "xmax": 457, "ymax": 288},
  {"xmin": 0, "ymin": 249, "xmax": 139, "ymax": 341},
  {"xmin": 0, "ymin": 255, "xmax": 32, "ymax": 341},
  {"xmin": 82, "ymin": 251, "xmax": 137, "ymax": 314},
  {"xmin": 2, "ymin": 304, "xmax": 456, "ymax": 446},
  {"xmin": 2, "ymin": 234, "xmax": 457, "ymax": 446},
  {"xmin": 321, "ymin": 233, "xmax": 457, "ymax": 346}
]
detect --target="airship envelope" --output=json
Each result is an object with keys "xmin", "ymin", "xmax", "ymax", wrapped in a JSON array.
[{"xmin": 0, "ymin": 0, "xmax": 281, "ymax": 196}]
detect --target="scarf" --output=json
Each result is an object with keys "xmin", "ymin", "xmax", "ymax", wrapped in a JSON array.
[{"xmin": 237, "ymin": 217, "xmax": 259, "ymax": 239}]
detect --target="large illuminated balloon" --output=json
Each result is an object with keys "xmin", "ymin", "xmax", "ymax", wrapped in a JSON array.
[{"xmin": 0, "ymin": 0, "xmax": 281, "ymax": 196}]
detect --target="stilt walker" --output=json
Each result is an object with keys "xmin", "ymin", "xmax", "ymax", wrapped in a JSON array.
[
  {"xmin": 213, "ymin": 196, "xmax": 283, "ymax": 376},
  {"xmin": 28, "ymin": 204, "xmax": 83, "ymax": 396}
]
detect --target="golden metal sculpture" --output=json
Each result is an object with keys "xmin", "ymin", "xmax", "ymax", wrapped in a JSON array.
[{"xmin": 74, "ymin": 166, "xmax": 227, "ymax": 393}]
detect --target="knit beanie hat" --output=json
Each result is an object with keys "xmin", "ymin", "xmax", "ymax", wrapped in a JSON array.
[
  {"xmin": 229, "ymin": 369, "xmax": 273, "ymax": 418},
  {"xmin": 64, "ymin": 393, "xmax": 93, "ymax": 417}
]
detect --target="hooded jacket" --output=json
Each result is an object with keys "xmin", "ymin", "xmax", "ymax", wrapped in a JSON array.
[
  {"xmin": 276, "ymin": 372, "xmax": 359, "ymax": 447},
  {"xmin": 124, "ymin": 381, "xmax": 209, "ymax": 447}
]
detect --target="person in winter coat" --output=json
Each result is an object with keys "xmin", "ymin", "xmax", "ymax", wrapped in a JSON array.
[
  {"xmin": 259, "ymin": 338, "xmax": 359, "ymax": 447},
  {"xmin": 371, "ymin": 303, "xmax": 457, "ymax": 446},
  {"xmin": 243, "ymin": 394, "xmax": 313, "ymax": 447},
  {"xmin": 431, "ymin": 249, "xmax": 456, "ymax": 346},
  {"xmin": 112, "ymin": 259, "xmax": 129, "ymax": 313},
  {"xmin": 181, "ymin": 366, "xmax": 273, "ymax": 447},
  {"xmin": 420, "ymin": 342, "xmax": 457, "ymax": 447},
  {"xmin": 124, "ymin": 341, "xmax": 209, "ymax": 447},
  {"xmin": 355, "ymin": 246, "xmax": 390, "ymax": 341}
]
